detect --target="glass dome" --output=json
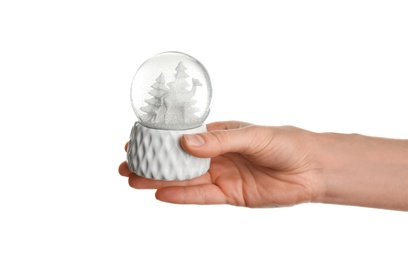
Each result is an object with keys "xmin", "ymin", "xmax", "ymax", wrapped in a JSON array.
[{"xmin": 131, "ymin": 52, "xmax": 212, "ymax": 130}]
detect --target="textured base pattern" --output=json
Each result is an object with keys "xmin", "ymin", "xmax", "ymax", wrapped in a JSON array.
[{"xmin": 127, "ymin": 123, "xmax": 210, "ymax": 181}]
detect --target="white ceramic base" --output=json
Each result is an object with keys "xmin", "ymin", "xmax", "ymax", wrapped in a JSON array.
[{"xmin": 127, "ymin": 123, "xmax": 210, "ymax": 181}]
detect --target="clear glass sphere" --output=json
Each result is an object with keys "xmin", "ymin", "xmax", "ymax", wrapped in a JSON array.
[{"xmin": 131, "ymin": 52, "xmax": 212, "ymax": 130}]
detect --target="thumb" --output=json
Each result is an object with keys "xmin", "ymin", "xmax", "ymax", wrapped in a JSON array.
[{"xmin": 181, "ymin": 127, "xmax": 255, "ymax": 158}]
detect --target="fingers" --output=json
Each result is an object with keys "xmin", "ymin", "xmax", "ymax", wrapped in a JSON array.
[
  {"xmin": 118, "ymin": 161, "xmax": 132, "ymax": 177},
  {"xmin": 123, "ymin": 120, "xmax": 250, "ymax": 160},
  {"xmin": 121, "ymin": 169, "xmax": 228, "ymax": 205},
  {"xmin": 119, "ymin": 160, "xmax": 212, "ymax": 189},
  {"xmin": 181, "ymin": 126, "xmax": 258, "ymax": 158},
  {"xmin": 128, "ymin": 172, "xmax": 211, "ymax": 189},
  {"xmin": 155, "ymin": 184, "xmax": 228, "ymax": 204},
  {"xmin": 119, "ymin": 143, "xmax": 130, "ymax": 176},
  {"xmin": 206, "ymin": 120, "xmax": 251, "ymax": 131}
]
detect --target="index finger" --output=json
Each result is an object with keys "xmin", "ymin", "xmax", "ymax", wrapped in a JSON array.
[{"xmin": 206, "ymin": 121, "xmax": 252, "ymax": 131}]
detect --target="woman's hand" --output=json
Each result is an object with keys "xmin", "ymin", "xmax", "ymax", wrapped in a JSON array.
[
  {"xmin": 119, "ymin": 120, "xmax": 408, "ymax": 211},
  {"xmin": 119, "ymin": 121, "xmax": 323, "ymax": 208}
]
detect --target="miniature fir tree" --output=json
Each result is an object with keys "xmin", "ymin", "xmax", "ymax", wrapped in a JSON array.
[
  {"xmin": 140, "ymin": 73, "xmax": 167, "ymax": 123},
  {"xmin": 164, "ymin": 62, "xmax": 201, "ymax": 125}
]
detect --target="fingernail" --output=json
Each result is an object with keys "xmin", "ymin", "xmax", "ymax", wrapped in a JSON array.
[{"xmin": 184, "ymin": 134, "xmax": 205, "ymax": 147}]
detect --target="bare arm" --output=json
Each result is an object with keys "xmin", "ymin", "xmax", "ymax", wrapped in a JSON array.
[
  {"xmin": 119, "ymin": 121, "xmax": 408, "ymax": 211},
  {"xmin": 314, "ymin": 132, "xmax": 408, "ymax": 211}
]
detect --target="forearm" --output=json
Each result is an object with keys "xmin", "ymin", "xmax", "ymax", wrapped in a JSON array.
[{"xmin": 315, "ymin": 132, "xmax": 408, "ymax": 211}]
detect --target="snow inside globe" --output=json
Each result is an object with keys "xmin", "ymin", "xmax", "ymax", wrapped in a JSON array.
[{"xmin": 127, "ymin": 52, "xmax": 212, "ymax": 181}]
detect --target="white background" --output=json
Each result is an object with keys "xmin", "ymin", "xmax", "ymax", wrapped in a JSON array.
[{"xmin": 1, "ymin": 1, "xmax": 407, "ymax": 259}]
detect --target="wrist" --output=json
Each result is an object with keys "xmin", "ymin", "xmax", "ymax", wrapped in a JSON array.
[{"xmin": 313, "ymin": 132, "xmax": 408, "ymax": 210}]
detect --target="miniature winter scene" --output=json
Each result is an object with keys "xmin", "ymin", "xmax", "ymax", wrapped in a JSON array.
[
  {"xmin": 128, "ymin": 52, "xmax": 212, "ymax": 180},
  {"xmin": 131, "ymin": 51, "xmax": 212, "ymax": 131},
  {"xmin": 140, "ymin": 62, "xmax": 203, "ymax": 129}
]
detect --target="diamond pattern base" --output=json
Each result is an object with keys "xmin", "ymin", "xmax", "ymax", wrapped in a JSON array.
[{"xmin": 127, "ymin": 123, "xmax": 210, "ymax": 181}]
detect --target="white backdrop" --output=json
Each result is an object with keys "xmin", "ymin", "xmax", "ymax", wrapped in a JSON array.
[{"xmin": 1, "ymin": 1, "xmax": 407, "ymax": 259}]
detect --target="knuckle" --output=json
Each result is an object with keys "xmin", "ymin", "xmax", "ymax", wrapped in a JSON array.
[{"xmin": 209, "ymin": 130, "xmax": 229, "ymax": 154}]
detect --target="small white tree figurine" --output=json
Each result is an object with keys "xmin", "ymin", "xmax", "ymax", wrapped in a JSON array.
[{"xmin": 140, "ymin": 73, "xmax": 167, "ymax": 123}]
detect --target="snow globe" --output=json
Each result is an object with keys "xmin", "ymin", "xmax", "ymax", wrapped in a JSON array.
[{"xmin": 127, "ymin": 52, "xmax": 212, "ymax": 180}]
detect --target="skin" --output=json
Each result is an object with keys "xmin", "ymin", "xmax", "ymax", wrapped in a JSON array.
[{"xmin": 118, "ymin": 121, "xmax": 408, "ymax": 211}]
